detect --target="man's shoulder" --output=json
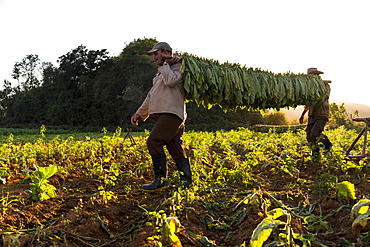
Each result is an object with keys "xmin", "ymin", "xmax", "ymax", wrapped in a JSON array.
[{"xmin": 170, "ymin": 63, "xmax": 182, "ymax": 70}]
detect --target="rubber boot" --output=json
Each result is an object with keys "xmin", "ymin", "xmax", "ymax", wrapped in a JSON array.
[
  {"xmin": 175, "ymin": 158, "xmax": 192, "ymax": 188},
  {"xmin": 312, "ymin": 146, "xmax": 320, "ymax": 155},
  {"xmin": 323, "ymin": 140, "xmax": 333, "ymax": 154},
  {"xmin": 142, "ymin": 155, "xmax": 168, "ymax": 191}
]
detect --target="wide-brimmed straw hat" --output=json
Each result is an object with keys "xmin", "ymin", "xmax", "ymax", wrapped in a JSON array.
[{"xmin": 307, "ymin": 68, "xmax": 324, "ymax": 75}]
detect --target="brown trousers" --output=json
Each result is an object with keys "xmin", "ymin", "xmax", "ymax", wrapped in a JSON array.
[
  {"xmin": 146, "ymin": 113, "xmax": 187, "ymax": 160},
  {"xmin": 306, "ymin": 116, "xmax": 330, "ymax": 147}
]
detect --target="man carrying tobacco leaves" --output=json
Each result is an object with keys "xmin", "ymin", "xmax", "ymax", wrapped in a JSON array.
[
  {"xmin": 131, "ymin": 42, "xmax": 192, "ymax": 191},
  {"xmin": 299, "ymin": 68, "xmax": 333, "ymax": 157}
]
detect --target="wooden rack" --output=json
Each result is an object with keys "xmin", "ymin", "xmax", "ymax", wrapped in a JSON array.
[
  {"xmin": 124, "ymin": 128, "xmax": 136, "ymax": 145},
  {"xmin": 345, "ymin": 117, "xmax": 370, "ymax": 160}
]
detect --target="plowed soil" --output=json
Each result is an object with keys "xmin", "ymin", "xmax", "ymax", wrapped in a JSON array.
[{"xmin": 1, "ymin": 160, "xmax": 370, "ymax": 247}]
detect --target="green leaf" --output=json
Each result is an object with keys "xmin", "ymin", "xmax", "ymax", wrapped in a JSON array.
[
  {"xmin": 351, "ymin": 199, "xmax": 370, "ymax": 220},
  {"xmin": 352, "ymin": 210, "xmax": 370, "ymax": 237},
  {"xmin": 266, "ymin": 208, "xmax": 285, "ymax": 220},
  {"xmin": 35, "ymin": 165, "xmax": 58, "ymax": 180},
  {"xmin": 162, "ymin": 217, "xmax": 182, "ymax": 246},
  {"xmin": 337, "ymin": 181, "xmax": 356, "ymax": 200},
  {"xmin": 250, "ymin": 218, "xmax": 284, "ymax": 247}
]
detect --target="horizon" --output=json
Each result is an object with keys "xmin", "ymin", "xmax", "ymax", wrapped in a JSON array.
[{"xmin": 281, "ymin": 100, "xmax": 370, "ymax": 120}]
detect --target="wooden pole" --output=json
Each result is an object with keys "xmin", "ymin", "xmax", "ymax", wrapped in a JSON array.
[{"xmin": 345, "ymin": 118, "xmax": 370, "ymax": 157}]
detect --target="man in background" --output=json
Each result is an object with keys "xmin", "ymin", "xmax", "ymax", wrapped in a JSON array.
[{"xmin": 299, "ymin": 68, "xmax": 332, "ymax": 156}]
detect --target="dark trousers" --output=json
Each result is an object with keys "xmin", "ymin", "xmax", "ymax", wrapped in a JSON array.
[
  {"xmin": 306, "ymin": 116, "xmax": 330, "ymax": 147},
  {"xmin": 147, "ymin": 113, "xmax": 187, "ymax": 160}
]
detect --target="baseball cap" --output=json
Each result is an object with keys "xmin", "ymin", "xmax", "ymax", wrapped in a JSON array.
[{"xmin": 147, "ymin": 42, "xmax": 172, "ymax": 54}]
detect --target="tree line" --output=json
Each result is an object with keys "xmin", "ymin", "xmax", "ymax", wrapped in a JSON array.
[
  {"xmin": 1, "ymin": 38, "xmax": 350, "ymax": 132},
  {"xmin": 0, "ymin": 38, "xmax": 268, "ymax": 131}
]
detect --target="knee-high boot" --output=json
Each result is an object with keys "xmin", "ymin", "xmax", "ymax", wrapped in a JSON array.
[
  {"xmin": 175, "ymin": 158, "xmax": 192, "ymax": 188},
  {"xmin": 321, "ymin": 135, "xmax": 332, "ymax": 153},
  {"xmin": 142, "ymin": 155, "xmax": 168, "ymax": 191}
]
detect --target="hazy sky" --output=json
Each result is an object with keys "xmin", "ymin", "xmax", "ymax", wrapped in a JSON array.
[{"xmin": 1, "ymin": 0, "xmax": 369, "ymax": 108}]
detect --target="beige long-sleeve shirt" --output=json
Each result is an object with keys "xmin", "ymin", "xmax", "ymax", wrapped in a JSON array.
[{"xmin": 135, "ymin": 63, "xmax": 187, "ymax": 121}]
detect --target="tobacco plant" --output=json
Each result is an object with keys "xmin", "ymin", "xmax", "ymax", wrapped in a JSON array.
[{"xmin": 25, "ymin": 164, "xmax": 58, "ymax": 201}]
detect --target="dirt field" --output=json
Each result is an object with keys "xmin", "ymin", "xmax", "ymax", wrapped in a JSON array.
[{"xmin": 1, "ymin": 157, "xmax": 369, "ymax": 247}]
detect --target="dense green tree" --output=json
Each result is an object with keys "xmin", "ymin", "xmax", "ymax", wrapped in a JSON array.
[
  {"xmin": 12, "ymin": 54, "xmax": 41, "ymax": 91},
  {"xmin": 262, "ymin": 111, "xmax": 288, "ymax": 125},
  {"xmin": 41, "ymin": 62, "xmax": 60, "ymax": 87},
  {"xmin": 78, "ymin": 38, "xmax": 158, "ymax": 126},
  {"xmin": 329, "ymin": 102, "xmax": 357, "ymax": 129},
  {"xmin": 0, "ymin": 80, "xmax": 13, "ymax": 119},
  {"xmin": 58, "ymin": 45, "xmax": 110, "ymax": 84},
  {"xmin": 186, "ymin": 103, "xmax": 263, "ymax": 131}
]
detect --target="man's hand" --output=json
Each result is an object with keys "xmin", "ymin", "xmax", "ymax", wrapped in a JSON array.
[
  {"xmin": 131, "ymin": 114, "xmax": 140, "ymax": 126},
  {"xmin": 165, "ymin": 56, "xmax": 181, "ymax": 65}
]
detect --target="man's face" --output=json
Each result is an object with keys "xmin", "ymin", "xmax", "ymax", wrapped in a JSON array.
[{"xmin": 153, "ymin": 50, "xmax": 170, "ymax": 66}]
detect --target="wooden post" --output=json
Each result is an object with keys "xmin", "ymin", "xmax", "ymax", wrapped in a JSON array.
[
  {"xmin": 345, "ymin": 117, "xmax": 370, "ymax": 159},
  {"xmin": 124, "ymin": 128, "xmax": 136, "ymax": 145}
]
